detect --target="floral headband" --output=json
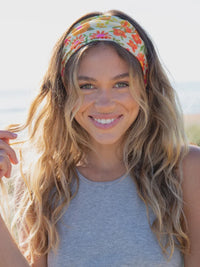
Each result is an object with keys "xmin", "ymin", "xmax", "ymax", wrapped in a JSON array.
[{"xmin": 61, "ymin": 15, "xmax": 148, "ymax": 84}]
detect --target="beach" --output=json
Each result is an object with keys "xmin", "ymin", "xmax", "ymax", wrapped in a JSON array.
[{"xmin": 184, "ymin": 114, "xmax": 200, "ymax": 126}]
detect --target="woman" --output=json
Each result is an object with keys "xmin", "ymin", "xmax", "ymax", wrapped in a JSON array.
[{"xmin": 0, "ymin": 10, "xmax": 200, "ymax": 267}]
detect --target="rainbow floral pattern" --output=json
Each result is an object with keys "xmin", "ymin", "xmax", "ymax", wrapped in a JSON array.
[{"xmin": 61, "ymin": 15, "xmax": 148, "ymax": 84}]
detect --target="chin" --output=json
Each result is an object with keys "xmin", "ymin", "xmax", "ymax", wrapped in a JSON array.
[{"xmin": 91, "ymin": 135, "xmax": 124, "ymax": 146}]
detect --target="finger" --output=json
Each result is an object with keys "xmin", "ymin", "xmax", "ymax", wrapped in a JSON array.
[
  {"xmin": 0, "ymin": 144, "xmax": 18, "ymax": 165},
  {"xmin": 0, "ymin": 131, "xmax": 18, "ymax": 163},
  {"xmin": 0, "ymin": 131, "xmax": 17, "ymax": 141},
  {"xmin": 0, "ymin": 142, "xmax": 18, "ymax": 165},
  {"xmin": 0, "ymin": 155, "xmax": 11, "ymax": 179},
  {"xmin": 0, "ymin": 155, "xmax": 12, "ymax": 178},
  {"xmin": 4, "ymin": 158, "xmax": 12, "ymax": 178},
  {"xmin": 0, "ymin": 169, "xmax": 6, "ymax": 179}
]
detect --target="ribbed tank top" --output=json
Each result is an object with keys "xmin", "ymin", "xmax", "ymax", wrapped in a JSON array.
[{"xmin": 48, "ymin": 172, "xmax": 184, "ymax": 267}]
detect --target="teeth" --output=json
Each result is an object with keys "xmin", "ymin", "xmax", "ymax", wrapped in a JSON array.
[{"xmin": 94, "ymin": 118, "xmax": 115, "ymax": 124}]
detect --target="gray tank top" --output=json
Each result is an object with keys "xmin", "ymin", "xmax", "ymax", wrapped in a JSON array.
[{"xmin": 48, "ymin": 171, "xmax": 184, "ymax": 267}]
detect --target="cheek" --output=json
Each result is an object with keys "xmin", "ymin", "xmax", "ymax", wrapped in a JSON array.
[
  {"xmin": 76, "ymin": 93, "xmax": 95, "ymax": 111},
  {"xmin": 120, "ymin": 92, "xmax": 140, "ymax": 111},
  {"xmin": 124, "ymin": 97, "xmax": 140, "ymax": 121},
  {"xmin": 74, "ymin": 99, "xmax": 91, "ymax": 127},
  {"xmin": 72, "ymin": 93, "xmax": 93, "ymax": 119},
  {"xmin": 74, "ymin": 112, "xmax": 86, "ymax": 133},
  {"xmin": 129, "ymin": 103, "xmax": 140, "ymax": 119},
  {"xmin": 129, "ymin": 98, "xmax": 140, "ymax": 111}
]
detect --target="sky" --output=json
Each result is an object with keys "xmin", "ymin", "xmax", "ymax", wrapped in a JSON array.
[{"xmin": 0, "ymin": 0, "xmax": 200, "ymax": 92}]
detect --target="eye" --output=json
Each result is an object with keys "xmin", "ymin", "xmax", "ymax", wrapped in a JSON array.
[
  {"xmin": 114, "ymin": 82, "xmax": 129, "ymax": 88},
  {"xmin": 79, "ymin": 83, "xmax": 95, "ymax": 90}
]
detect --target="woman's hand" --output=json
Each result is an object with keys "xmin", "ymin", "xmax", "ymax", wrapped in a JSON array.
[{"xmin": 0, "ymin": 130, "xmax": 18, "ymax": 179}]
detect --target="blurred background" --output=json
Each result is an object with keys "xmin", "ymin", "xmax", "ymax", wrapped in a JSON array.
[{"xmin": 0, "ymin": 0, "xmax": 200, "ymax": 145}]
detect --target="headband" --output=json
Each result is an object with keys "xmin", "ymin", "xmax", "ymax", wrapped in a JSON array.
[{"xmin": 61, "ymin": 15, "xmax": 148, "ymax": 84}]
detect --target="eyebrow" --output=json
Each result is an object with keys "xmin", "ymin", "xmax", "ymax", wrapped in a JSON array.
[{"xmin": 78, "ymin": 72, "xmax": 129, "ymax": 81}]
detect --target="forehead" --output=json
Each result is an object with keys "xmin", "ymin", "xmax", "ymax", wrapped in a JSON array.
[
  {"xmin": 78, "ymin": 44, "xmax": 129, "ymax": 76},
  {"xmin": 80, "ymin": 42, "xmax": 128, "ymax": 61}
]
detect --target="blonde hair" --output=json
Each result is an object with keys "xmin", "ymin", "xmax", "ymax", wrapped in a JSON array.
[{"xmin": 4, "ymin": 10, "xmax": 189, "ymax": 263}]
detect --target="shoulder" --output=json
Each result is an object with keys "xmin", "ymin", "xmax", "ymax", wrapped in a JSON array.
[
  {"xmin": 181, "ymin": 145, "xmax": 200, "ymax": 214},
  {"xmin": 181, "ymin": 146, "xmax": 200, "ymax": 264},
  {"xmin": 183, "ymin": 144, "xmax": 200, "ymax": 163},
  {"xmin": 182, "ymin": 145, "xmax": 200, "ymax": 183}
]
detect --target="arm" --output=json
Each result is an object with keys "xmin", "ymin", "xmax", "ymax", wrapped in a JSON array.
[
  {"xmin": 0, "ymin": 214, "xmax": 29, "ymax": 267},
  {"xmin": 14, "ymin": 179, "xmax": 47, "ymax": 267},
  {"xmin": 32, "ymin": 256, "xmax": 47, "ymax": 267},
  {"xmin": 0, "ymin": 215, "xmax": 47, "ymax": 267},
  {"xmin": 0, "ymin": 131, "xmax": 47, "ymax": 267},
  {"xmin": 182, "ymin": 145, "xmax": 200, "ymax": 267},
  {"xmin": 0, "ymin": 131, "xmax": 29, "ymax": 266}
]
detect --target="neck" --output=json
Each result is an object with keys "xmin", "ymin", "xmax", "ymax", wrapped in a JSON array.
[{"xmin": 77, "ymin": 142, "xmax": 127, "ymax": 182}]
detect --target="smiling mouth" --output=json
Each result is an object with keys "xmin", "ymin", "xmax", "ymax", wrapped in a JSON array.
[
  {"xmin": 94, "ymin": 118, "xmax": 115, "ymax": 124},
  {"xmin": 89, "ymin": 115, "xmax": 123, "ymax": 127}
]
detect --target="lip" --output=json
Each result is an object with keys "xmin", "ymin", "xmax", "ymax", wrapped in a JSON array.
[
  {"xmin": 89, "ymin": 114, "xmax": 122, "ymax": 119},
  {"xmin": 89, "ymin": 115, "xmax": 123, "ymax": 129}
]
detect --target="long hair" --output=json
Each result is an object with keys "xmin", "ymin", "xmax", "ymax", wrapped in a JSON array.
[{"xmin": 5, "ymin": 9, "xmax": 189, "ymax": 263}]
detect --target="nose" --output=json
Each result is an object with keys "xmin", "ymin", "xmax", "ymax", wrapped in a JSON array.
[{"xmin": 94, "ymin": 90, "xmax": 115, "ymax": 112}]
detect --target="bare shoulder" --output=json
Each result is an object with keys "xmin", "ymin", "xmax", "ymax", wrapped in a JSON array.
[
  {"xmin": 182, "ymin": 147, "xmax": 200, "ymax": 265},
  {"xmin": 183, "ymin": 144, "xmax": 200, "ymax": 163},
  {"xmin": 181, "ymin": 145, "xmax": 200, "ymax": 216},
  {"xmin": 32, "ymin": 255, "xmax": 47, "ymax": 267},
  {"xmin": 182, "ymin": 145, "xmax": 200, "ymax": 180}
]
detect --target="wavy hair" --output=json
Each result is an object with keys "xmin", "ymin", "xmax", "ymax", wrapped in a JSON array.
[{"xmin": 5, "ymin": 9, "xmax": 189, "ymax": 263}]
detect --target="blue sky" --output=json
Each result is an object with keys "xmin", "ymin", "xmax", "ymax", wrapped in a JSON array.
[{"xmin": 0, "ymin": 0, "xmax": 200, "ymax": 91}]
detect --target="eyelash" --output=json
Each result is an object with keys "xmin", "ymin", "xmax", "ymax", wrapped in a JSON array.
[
  {"xmin": 79, "ymin": 84, "xmax": 95, "ymax": 90},
  {"xmin": 114, "ymin": 82, "xmax": 129, "ymax": 88},
  {"xmin": 79, "ymin": 82, "xmax": 129, "ymax": 90}
]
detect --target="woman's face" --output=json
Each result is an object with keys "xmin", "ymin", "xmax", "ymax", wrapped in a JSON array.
[{"xmin": 75, "ymin": 44, "xmax": 140, "ymax": 147}]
